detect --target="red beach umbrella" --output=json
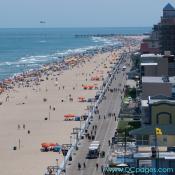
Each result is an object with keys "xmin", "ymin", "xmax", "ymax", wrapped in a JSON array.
[
  {"xmin": 64, "ymin": 114, "xmax": 75, "ymax": 118},
  {"xmin": 41, "ymin": 143, "xmax": 50, "ymax": 148}
]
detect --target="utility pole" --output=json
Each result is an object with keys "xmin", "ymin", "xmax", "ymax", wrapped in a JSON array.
[{"xmin": 124, "ymin": 128, "xmax": 127, "ymax": 154}]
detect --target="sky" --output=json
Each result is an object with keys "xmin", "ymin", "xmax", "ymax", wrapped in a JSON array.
[{"xmin": 0, "ymin": 0, "xmax": 175, "ymax": 28}]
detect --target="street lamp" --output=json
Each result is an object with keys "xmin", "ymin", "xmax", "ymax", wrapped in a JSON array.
[
  {"xmin": 70, "ymin": 135, "xmax": 72, "ymax": 145},
  {"xmin": 56, "ymin": 158, "xmax": 59, "ymax": 172}
]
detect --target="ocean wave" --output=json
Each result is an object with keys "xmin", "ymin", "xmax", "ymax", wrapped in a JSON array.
[
  {"xmin": 54, "ymin": 45, "xmax": 100, "ymax": 57},
  {"xmin": 0, "ymin": 40, "xmax": 121, "ymax": 80},
  {"xmin": 39, "ymin": 40, "xmax": 47, "ymax": 43},
  {"xmin": 19, "ymin": 55, "xmax": 49, "ymax": 64},
  {"xmin": 92, "ymin": 36, "xmax": 120, "ymax": 46}
]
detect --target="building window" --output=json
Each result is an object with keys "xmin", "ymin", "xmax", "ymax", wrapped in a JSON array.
[
  {"xmin": 163, "ymin": 137, "xmax": 167, "ymax": 143},
  {"xmin": 156, "ymin": 112, "xmax": 172, "ymax": 125}
]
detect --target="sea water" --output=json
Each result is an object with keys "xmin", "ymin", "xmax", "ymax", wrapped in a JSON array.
[{"xmin": 0, "ymin": 27, "xmax": 151, "ymax": 80}]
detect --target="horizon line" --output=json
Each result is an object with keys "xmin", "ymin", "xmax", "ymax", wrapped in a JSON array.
[{"xmin": 0, "ymin": 26, "xmax": 152, "ymax": 29}]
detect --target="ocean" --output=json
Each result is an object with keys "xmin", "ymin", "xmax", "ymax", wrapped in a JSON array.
[{"xmin": 0, "ymin": 27, "xmax": 151, "ymax": 80}]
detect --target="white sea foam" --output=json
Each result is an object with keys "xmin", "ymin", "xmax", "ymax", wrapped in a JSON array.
[
  {"xmin": 92, "ymin": 36, "xmax": 120, "ymax": 46},
  {"xmin": 0, "ymin": 38, "xmax": 121, "ymax": 80},
  {"xmin": 39, "ymin": 40, "xmax": 47, "ymax": 43},
  {"xmin": 54, "ymin": 45, "xmax": 100, "ymax": 57}
]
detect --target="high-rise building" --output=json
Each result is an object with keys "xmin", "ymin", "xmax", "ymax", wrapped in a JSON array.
[
  {"xmin": 140, "ymin": 3, "xmax": 175, "ymax": 55},
  {"xmin": 159, "ymin": 3, "xmax": 175, "ymax": 55}
]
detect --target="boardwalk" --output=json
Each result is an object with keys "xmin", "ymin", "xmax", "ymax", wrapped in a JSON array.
[{"xmin": 65, "ymin": 53, "xmax": 131, "ymax": 175}]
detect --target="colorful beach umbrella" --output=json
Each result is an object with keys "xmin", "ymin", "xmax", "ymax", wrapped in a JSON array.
[
  {"xmin": 64, "ymin": 114, "xmax": 75, "ymax": 118},
  {"xmin": 41, "ymin": 143, "xmax": 50, "ymax": 148}
]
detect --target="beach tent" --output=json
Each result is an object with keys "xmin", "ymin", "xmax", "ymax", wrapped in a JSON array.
[
  {"xmin": 75, "ymin": 116, "xmax": 81, "ymax": 121},
  {"xmin": 53, "ymin": 145, "xmax": 62, "ymax": 152}
]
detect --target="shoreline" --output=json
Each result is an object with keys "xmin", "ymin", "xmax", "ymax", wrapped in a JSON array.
[
  {"xmin": 0, "ymin": 35, "xmax": 143, "ymax": 175},
  {"xmin": 0, "ymin": 35, "xmax": 141, "ymax": 92}
]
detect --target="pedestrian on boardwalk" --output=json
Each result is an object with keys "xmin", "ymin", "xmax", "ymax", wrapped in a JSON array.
[
  {"xmin": 88, "ymin": 135, "xmax": 90, "ymax": 140},
  {"xmin": 96, "ymin": 163, "xmax": 98, "ymax": 170},
  {"xmin": 108, "ymin": 140, "xmax": 111, "ymax": 146},
  {"xmin": 78, "ymin": 162, "xmax": 81, "ymax": 170},
  {"xmin": 104, "ymin": 115, "xmax": 105, "ymax": 119},
  {"xmin": 101, "ymin": 165, "xmax": 104, "ymax": 173},
  {"xmin": 83, "ymin": 162, "xmax": 86, "ymax": 168},
  {"xmin": 95, "ymin": 125, "xmax": 97, "ymax": 130},
  {"xmin": 99, "ymin": 115, "xmax": 100, "ymax": 119}
]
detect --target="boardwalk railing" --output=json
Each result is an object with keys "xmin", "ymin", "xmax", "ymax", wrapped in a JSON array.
[{"xmin": 45, "ymin": 51, "xmax": 127, "ymax": 175}]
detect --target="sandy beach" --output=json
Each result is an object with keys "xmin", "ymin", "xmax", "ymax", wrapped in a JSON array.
[{"xmin": 0, "ymin": 36, "xmax": 142, "ymax": 175}]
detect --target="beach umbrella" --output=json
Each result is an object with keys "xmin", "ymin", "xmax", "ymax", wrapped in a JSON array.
[
  {"xmin": 82, "ymin": 85, "xmax": 88, "ymax": 89},
  {"xmin": 49, "ymin": 143, "xmax": 57, "ymax": 147},
  {"xmin": 41, "ymin": 143, "xmax": 50, "ymax": 148},
  {"xmin": 64, "ymin": 114, "xmax": 75, "ymax": 118},
  {"xmin": 78, "ymin": 96, "xmax": 85, "ymax": 99},
  {"xmin": 88, "ymin": 85, "xmax": 94, "ymax": 89}
]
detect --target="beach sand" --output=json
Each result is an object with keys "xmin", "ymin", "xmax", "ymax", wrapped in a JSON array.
[{"xmin": 0, "ymin": 36, "xmax": 142, "ymax": 175}]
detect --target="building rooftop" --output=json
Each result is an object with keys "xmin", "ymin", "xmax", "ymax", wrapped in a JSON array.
[
  {"xmin": 142, "ymin": 76, "xmax": 175, "ymax": 83},
  {"xmin": 134, "ymin": 151, "xmax": 175, "ymax": 159},
  {"xmin": 148, "ymin": 95, "xmax": 175, "ymax": 104},
  {"xmin": 140, "ymin": 63, "xmax": 158, "ymax": 66},
  {"xmin": 142, "ymin": 76, "xmax": 165, "ymax": 83},
  {"xmin": 141, "ymin": 100, "xmax": 148, "ymax": 107},
  {"xmin": 163, "ymin": 3, "xmax": 175, "ymax": 11},
  {"xmin": 141, "ymin": 54, "xmax": 162, "ymax": 58},
  {"xmin": 130, "ymin": 125, "xmax": 175, "ymax": 135}
]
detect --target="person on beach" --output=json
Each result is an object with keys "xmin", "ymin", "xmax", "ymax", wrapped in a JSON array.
[
  {"xmin": 18, "ymin": 124, "xmax": 20, "ymax": 130},
  {"xmin": 6, "ymin": 95, "xmax": 9, "ymax": 102}
]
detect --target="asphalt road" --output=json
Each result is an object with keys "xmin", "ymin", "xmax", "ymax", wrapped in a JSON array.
[{"xmin": 66, "ymin": 53, "xmax": 131, "ymax": 175}]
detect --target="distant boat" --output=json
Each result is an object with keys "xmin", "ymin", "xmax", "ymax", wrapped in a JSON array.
[{"xmin": 40, "ymin": 21, "xmax": 46, "ymax": 24}]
